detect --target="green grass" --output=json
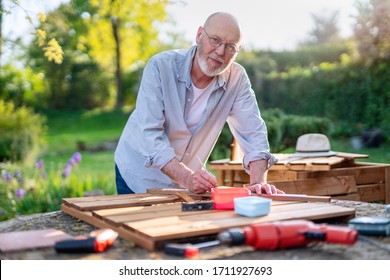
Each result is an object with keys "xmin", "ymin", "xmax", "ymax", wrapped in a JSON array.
[
  {"xmin": 331, "ymin": 139, "xmax": 390, "ymax": 164},
  {"xmin": 40, "ymin": 108, "xmax": 133, "ymax": 196},
  {"xmin": 42, "ymin": 108, "xmax": 131, "ymax": 153}
]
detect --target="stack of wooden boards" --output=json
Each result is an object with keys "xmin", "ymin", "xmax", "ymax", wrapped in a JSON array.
[
  {"xmin": 209, "ymin": 153, "xmax": 390, "ymax": 203},
  {"xmin": 62, "ymin": 189, "xmax": 356, "ymax": 251}
]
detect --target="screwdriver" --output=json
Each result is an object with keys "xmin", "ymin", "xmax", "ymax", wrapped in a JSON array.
[
  {"xmin": 55, "ymin": 228, "xmax": 118, "ymax": 253},
  {"xmin": 164, "ymin": 240, "xmax": 221, "ymax": 258}
]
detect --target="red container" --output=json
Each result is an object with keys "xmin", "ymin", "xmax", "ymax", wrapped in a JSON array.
[{"xmin": 211, "ymin": 187, "xmax": 251, "ymax": 210}]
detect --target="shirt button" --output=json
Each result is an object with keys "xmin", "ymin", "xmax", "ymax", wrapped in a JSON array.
[{"xmin": 187, "ymin": 99, "xmax": 191, "ymax": 102}]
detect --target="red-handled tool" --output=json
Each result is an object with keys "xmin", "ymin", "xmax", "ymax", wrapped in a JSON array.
[
  {"xmin": 164, "ymin": 240, "xmax": 221, "ymax": 257},
  {"xmin": 164, "ymin": 219, "xmax": 357, "ymax": 257},
  {"xmin": 55, "ymin": 229, "xmax": 118, "ymax": 253},
  {"xmin": 218, "ymin": 219, "xmax": 357, "ymax": 250}
]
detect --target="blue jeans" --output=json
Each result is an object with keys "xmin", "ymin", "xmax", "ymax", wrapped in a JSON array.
[{"xmin": 115, "ymin": 164, "xmax": 135, "ymax": 194}]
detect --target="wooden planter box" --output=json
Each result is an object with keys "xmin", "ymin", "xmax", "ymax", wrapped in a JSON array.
[
  {"xmin": 209, "ymin": 160, "xmax": 390, "ymax": 204},
  {"xmin": 269, "ymin": 162, "xmax": 390, "ymax": 203}
]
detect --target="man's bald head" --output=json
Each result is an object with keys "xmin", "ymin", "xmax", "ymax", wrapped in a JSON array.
[{"xmin": 203, "ymin": 12, "xmax": 242, "ymax": 43}]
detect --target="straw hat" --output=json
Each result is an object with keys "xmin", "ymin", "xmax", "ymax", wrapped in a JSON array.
[{"xmin": 291, "ymin": 133, "xmax": 337, "ymax": 157}]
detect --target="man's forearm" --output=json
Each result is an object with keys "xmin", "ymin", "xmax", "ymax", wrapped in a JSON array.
[
  {"xmin": 161, "ymin": 157, "xmax": 194, "ymax": 187},
  {"xmin": 248, "ymin": 159, "xmax": 268, "ymax": 184}
]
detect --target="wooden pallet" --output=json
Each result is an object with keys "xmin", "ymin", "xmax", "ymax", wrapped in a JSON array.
[{"xmin": 61, "ymin": 193, "xmax": 355, "ymax": 251}]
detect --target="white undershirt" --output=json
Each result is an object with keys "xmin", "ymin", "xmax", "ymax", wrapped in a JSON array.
[{"xmin": 186, "ymin": 79, "xmax": 216, "ymax": 133}]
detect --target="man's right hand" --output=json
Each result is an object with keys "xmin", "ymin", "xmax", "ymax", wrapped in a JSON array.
[
  {"xmin": 186, "ymin": 168, "xmax": 218, "ymax": 194},
  {"xmin": 162, "ymin": 157, "xmax": 218, "ymax": 194}
]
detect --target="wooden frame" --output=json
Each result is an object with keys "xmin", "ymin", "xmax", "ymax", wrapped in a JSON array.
[
  {"xmin": 62, "ymin": 193, "xmax": 355, "ymax": 251},
  {"xmin": 209, "ymin": 139, "xmax": 390, "ymax": 203}
]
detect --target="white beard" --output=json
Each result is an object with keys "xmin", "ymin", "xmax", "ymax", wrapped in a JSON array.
[
  {"xmin": 197, "ymin": 51, "xmax": 225, "ymax": 77},
  {"xmin": 196, "ymin": 40, "xmax": 236, "ymax": 77}
]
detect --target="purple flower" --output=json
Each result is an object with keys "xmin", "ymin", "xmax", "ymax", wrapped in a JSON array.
[
  {"xmin": 14, "ymin": 171, "xmax": 21, "ymax": 179},
  {"xmin": 36, "ymin": 159, "xmax": 44, "ymax": 169},
  {"xmin": 3, "ymin": 172, "xmax": 11, "ymax": 181},
  {"xmin": 67, "ymin": 157, "xmax": 77, "ymax": 167},
  {"xmin": 72, "ymin": 152, "xmax": 82, "ymax": 163},
  {"xmin": 15, "ymin": 189, "xmax": 26, "ymax": 200},
  {"xmin": 62, "ymin": 166, "xmax": 72, "ymax": 178}
]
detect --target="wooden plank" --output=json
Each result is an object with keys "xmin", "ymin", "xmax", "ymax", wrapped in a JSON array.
[
  {"xmin": 93, "ymin": 200, "xmax": 301, "ymax": 226},
  {"xmin": 62, "ymin": 204, "xmax": 111, "ymax": 228},
  {"xmin": 272, "ymin": 156, "xmax": 347, "ymax": 171},
  {"xmin": 123, "ymin": 203, "xmax": 354, "ymax": 241},
  {"xmin": 385, "ymin": 165, "xmax": 390, "ymax": 204},
  {"xmin": 122, "ymin": 203, "xmax": 339, "ymax": 233},
  {"xmin": 294, "ymin": 164, "xmax": 387, "ymax": 184},
  {"xmin": 357, "ymin": 183, "xmax": 385, "ymax": 202},
  {"xmin": 258, "ymin": 194, "xmax": 331, "ymax": 202},
  {"xmin": 148, "ymin": 188, "xmax": 331, "ymax": 202},
  {"xmin": 292, "ymin": 156, "xmax": 345, "ymax": 165},
  {"xmin": 336, "ymin": 152, "xmax": 369, "ymax": 159},
  {"xmin": 268, "ymin": 170, "xmax": 300, "ymax": 181},
  {"xmin": 93, "ymin": 204, "xmax": 181, "ymax": 225},
  {"xmin": 62, "ymin": 204, "xmax": 157, "ymax": 251},
  {"xmin": 0, "ymin": 229, "xmax": 72, "ymax": 252},
  {"xmin": 175, "ymin": 192, "xmax": 196, "ymax": 202},
  {"xmin": 62, "ymin": 193, "xmax": 156, "ymax": 205},
  {"xmin": 270, "ymin": 175, "xmax": 357, "ymax": 196},
  {"xmin": 64, "ymin": 195, "xmax": 181, "ymax": 211},
  {"xmin": 331, "ymin": 193, "xmax": 361, "ymax": 201},
  {"xmin": 271, "ymin": 163, "xmax": 332, "ymax": 171},
  {"xmin": 147, "ymin": 188, "xmax": 211, "ymax": 199},
  {"xmin": 95, "ymin": 205, "xmax": 213, "ymax": 226}
]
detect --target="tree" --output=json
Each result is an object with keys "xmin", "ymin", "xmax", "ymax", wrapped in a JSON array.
[
  {"xmin": 1, "ymin": 0, "xmax": 3, "ymax": 63},
  {"xmin": 0, "ymin": 0, "xmax": 63, "ymax": 66},
  {"xmin": 300, "ymin": 10, "xmax": 342, "ymax": 46},
  {"xmin": 353, "ymin": 0, "xmax": 390, "ymax": 63},
  {"xmin": 83, "ymin": 0, "xmax": 169, "ymax": 108},
  {"xmin": 25, "ymin": 1, "xmax": 112, "ymax": 109}
]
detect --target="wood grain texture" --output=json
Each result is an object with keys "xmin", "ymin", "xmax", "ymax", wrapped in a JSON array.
[{"xmin": 61, "ymin": 193, "xmax": 356, "ymax": 250}]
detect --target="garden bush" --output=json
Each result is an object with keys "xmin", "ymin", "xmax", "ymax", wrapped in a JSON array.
[
  {"xmin": 0, "ymin": 100, "xmax": 47, "ymax": 164},
  {"xmin": 210, "ymin": 108, "xmax": 334, "ymax": 160}
]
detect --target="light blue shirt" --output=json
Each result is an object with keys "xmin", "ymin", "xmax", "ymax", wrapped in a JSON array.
[{"xmin": 114, "ymin": 45, "xmax": 276, "ymax": 193}]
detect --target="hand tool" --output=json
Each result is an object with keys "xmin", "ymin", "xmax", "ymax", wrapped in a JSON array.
[
  {"xmin": 54, "ymin": 228, "xmax": 118, "ymax": 253},
  {"xmin": 217, "ymin": 219, "xmax": 357, "ymax": 250},
  {"xmin": 175, "ymin": 190, "xmax": 215, "ymax": 211},
  {"xmin": 163, "ymin": 219, "xmax": 357, "ymax": 257},
  {"xmin": 181, "ymin": 201, "xmax": 215, "ymax": 211},
  {"xmin": 164, "ymin": 240, "xmax": 221, "ymax": 258}
]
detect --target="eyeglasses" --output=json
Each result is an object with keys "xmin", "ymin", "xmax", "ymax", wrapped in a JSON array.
[{"xmin": 202, "ymin": 28, "xmax": 239, "ymax": 55}]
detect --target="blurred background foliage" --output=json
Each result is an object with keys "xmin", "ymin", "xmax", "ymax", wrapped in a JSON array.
[{"xmin": 0, "ymin": 0, "xmax": 390, "ymax": 220}]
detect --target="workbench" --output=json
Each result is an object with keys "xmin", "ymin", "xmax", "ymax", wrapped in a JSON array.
[
  {"xmin": 0, "ymin": 200, "xmax": 389, "ymax": 260},
  {"xmin": 209, "ymin": 153, "xmax": 390, "ymax": 204}
]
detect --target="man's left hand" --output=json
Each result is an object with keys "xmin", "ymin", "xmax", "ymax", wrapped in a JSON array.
[{"xmin": 245, "ymin": 183, "xmax": 285, "ymax": 195}]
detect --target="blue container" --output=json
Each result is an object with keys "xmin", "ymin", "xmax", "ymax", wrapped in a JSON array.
[{"xmin": 234, "ymin": 196, "xmax": 271, "ymax": 217}]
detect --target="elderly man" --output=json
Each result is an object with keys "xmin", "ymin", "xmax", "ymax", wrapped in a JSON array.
[{"xmin": 115, "ymin": 12, "xmax": 284, "ymax": 195}]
